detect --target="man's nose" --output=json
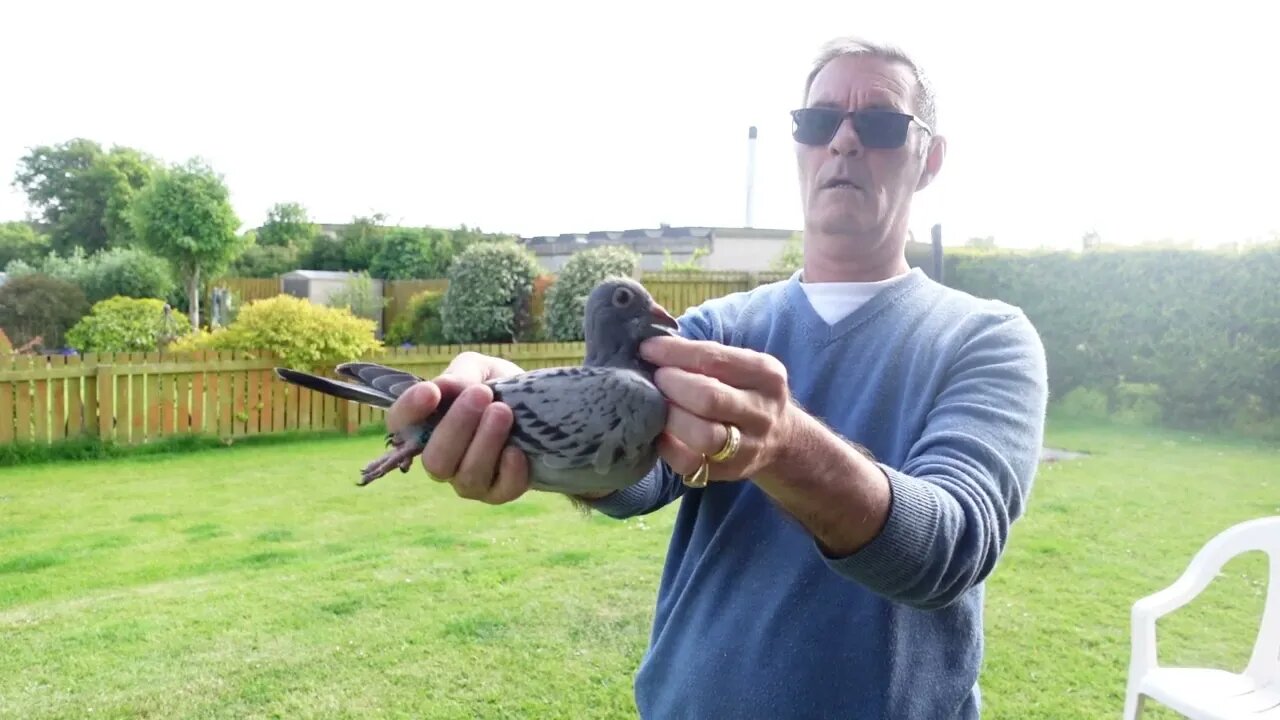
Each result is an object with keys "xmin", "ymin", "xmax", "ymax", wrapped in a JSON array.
[{"xmin": 828, "ymin": 115, "xmax": 863, "ymax": 156}]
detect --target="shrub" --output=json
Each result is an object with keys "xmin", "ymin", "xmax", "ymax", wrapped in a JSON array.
[
  {"xmin": 544, "ymin": 246, "xmax": 641, "ymax": 340},
  {"xmin": 945, "ymin": 243, "xmax": 1280, "ymax": 434},
  {"xmin": 229, "ymin": 244, "xmax": 298, "ymax": 277},
  {"xmin": 65, "ymin": 297, "xmax": 192, "ymax": 353},
  {"xmin": 0, "ymin": 273, "xmax": 89, "ymax": 349},
  {"xmin": 439, "ymin": 241, "xmax": 541, "ymax": 343},
  {"xmin": 80, "ymin": 247, "xmax": 176, "ymax": 304},
  {"xmin": 325, "ymin": 271, "xmax": 387, "ymax": 324},
  {"xmin": 385, "ymin": 289, "xmax": 445, "ymax": 346},
  {"xmin": 4, "ymin": 246, "xmax": 175, "ymax": 304},
  {"xmin": 168, "ymin": 294, "xmax": 380, "ymax": 370}
]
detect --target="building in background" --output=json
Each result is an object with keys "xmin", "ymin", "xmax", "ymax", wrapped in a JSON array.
[{"xmin": 520, "ymin": 225, "xmax": 799, "ymax": 273}]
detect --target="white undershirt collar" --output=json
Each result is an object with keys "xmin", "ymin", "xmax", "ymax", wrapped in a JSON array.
[{"xmin": 797, "ymin": 268, "xmax": 921, "ymax": 325}]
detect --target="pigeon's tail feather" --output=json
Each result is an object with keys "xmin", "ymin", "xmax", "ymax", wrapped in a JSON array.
[{"xmin": 273, "ymin": 367, "xmax": 397, "ymax": 408}]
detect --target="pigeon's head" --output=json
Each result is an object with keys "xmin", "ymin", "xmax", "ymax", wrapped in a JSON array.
[{"xmin": 582, "ymin": 277, "xmax": 679, "ymax": 367}]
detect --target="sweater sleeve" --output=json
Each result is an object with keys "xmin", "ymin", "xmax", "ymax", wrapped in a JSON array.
[{"xmin": 820, "ymin": 308, "xmax": 1049, "ymax": 610}]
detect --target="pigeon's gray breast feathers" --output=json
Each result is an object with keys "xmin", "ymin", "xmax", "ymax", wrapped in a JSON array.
[{"xmin": 492, "ymin": 366, "xmax": 667, "ymax": 479}]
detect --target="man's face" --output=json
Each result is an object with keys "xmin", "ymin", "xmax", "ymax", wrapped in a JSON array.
[{"xmin": 795, "ymin": 53, "xmax": 941, "ymax": 247}]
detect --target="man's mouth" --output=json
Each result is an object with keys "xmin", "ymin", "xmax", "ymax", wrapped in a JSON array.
[{"xmin": 822, "ymin": 177, "xmax": 861, "ymax": 191}]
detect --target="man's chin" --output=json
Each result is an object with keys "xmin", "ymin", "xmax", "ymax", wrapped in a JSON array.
[{"xmin": 811, "ymin": 214, "xmax": 874, "ymax": 238}]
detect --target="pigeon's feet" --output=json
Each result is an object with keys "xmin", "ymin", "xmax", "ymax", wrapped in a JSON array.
[{"xmin": 359, "ymin": 440, "xmax": 424, "ymax": 486}]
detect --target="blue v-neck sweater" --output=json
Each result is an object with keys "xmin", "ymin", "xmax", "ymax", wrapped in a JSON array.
[{"xmin": 588, "ymin": 269, "xmax": 1049, "ymax": 719}]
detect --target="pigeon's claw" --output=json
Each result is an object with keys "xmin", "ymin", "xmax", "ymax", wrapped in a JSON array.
[{"xmin": 359, "ymin": 437, "xmax": 425, "ymax": 486}]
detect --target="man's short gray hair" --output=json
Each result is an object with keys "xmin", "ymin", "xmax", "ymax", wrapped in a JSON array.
[{"xmin": 803, "ymin": 36, "xmax": 937, "ymax": 131}]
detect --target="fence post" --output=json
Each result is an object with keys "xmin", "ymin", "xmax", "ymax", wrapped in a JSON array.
[
  {"xmin": 97, "ymin": 364, "xmax": 115, "ymax": 443},
  {"xmin": 338, "ymin": 399, "xmax": 357, "ymax": 435}
]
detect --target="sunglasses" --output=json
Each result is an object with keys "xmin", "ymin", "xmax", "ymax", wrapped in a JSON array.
[{"xmin": 790, "ymin": 107, "xmax": 932, "ymax": 148}]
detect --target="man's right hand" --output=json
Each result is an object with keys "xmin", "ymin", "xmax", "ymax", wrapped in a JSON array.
[{"xmin": 386, "ymin": 351, "xmax": 531, "ymax": 505}]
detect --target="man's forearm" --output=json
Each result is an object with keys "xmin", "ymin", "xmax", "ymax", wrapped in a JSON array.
[{"xmin": 753, "ymin": 407, "xmax": 892, "ymax": 557}]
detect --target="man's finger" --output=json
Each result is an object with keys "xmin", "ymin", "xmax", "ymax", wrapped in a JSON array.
[
  {"xmin": 386, "ymin": 381, "xmax": 442, "ymax": 434},
  {"xmin": 640, "ymin": 335, "xmax": 786, "ymax": 392},
  {"xmin": 664, "ymin": 404, "xmax": 729, "ymax": 457},
  {"xmin": 453, "ymin": 401, "xmax": 514, "ymax": 499},
  {"xmin": 653, "ymin": 366, "xmax": 755, "ymax": 427},
  {"xmin": 658, "ymin": 431, "xmax": 704, "ymax": 477},
  {"xmin": 433, "ymin": 352, "xmax": 494, "ymax": 397},
  {"xmin": 421, "ymin": 384, "xmax": 492, "ymax": 480},
  {"xmin": 483, "ymin": 446, "xmax": 531, "ymax": 504}
]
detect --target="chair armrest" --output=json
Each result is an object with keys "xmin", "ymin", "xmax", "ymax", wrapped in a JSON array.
[{"xmin": 1129, "ymin": 534, "xmax": 1241, "ymax": 674}]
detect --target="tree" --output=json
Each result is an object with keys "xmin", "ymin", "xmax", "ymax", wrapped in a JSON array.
[
  {"xmin": 129, "ymin": 158, "xmax": 246, "ymax": 329},
  {"xmin": 12, "ymin": 138, "xmax": 158, "ymax": 254},
  {"xmin": 369, "ymin": 227, "xmax": 456, "ymax": 279},
  {"xmin": 770, "ymin": 232, "xmax": 804, "ymax": 272},
  {"xmin": 337, "ymin": 213, "xmax": 390, "ymax": 270},
  {"xmin": 0, "ymin": 222, "xmax": 50, "ymax": 268},
  {"xmin": 257, "ymin": 202, "xmax": 317, "ymax": 248}
]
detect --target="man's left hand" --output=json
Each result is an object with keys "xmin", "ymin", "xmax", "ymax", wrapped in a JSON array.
[{"xmin": 639, "ymin": 335, "xmax": 798, "ymax": 484}]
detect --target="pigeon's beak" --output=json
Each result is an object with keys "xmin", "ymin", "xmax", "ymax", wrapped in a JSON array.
[{"xmin": 647, "ymin": 304, "xmax": 680, "ymax": 336}]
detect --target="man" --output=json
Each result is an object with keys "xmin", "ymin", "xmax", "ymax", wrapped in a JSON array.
[{"xmin": 388, "ymin": 36, "xmax": 1048, "ymax": 718}]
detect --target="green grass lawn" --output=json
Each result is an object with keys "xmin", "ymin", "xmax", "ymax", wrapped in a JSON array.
[{"xmin": 1, "ymin": 416, "xmax": 1276, "ymax": 719}]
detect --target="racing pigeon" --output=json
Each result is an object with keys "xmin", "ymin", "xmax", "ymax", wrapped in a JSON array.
[{"xmin": 272, "ymin": 277, "xmax": 680, "ymax": 495}]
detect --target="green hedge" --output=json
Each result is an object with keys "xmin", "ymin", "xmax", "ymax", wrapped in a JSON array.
[{"xmin": 945, "ymin": 244, "xmax": 1280, "ymax": 437}]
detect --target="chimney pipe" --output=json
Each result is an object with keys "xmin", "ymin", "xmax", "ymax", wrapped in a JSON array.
[{"xmin": 745, "ymin": 125, "xmax": 757, "ymax": 227}]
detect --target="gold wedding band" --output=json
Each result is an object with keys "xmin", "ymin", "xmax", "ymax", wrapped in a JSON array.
[
  {"xmin": 681, "ymin": 456, "xmax": 710, "ymax": 488},
  {"xmin": 709, "ymin": 423, "xmax": 741, "ymax": 463}
]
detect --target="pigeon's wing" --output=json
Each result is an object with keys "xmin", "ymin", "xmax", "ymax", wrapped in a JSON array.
[
  {"xmin": 335, "ymin": 362, "xmax": 423, "ymax": 400},
  {"xmin": 491, "ymin": 366, "xmax": 668, "ymax": 474},
  {"xmin": 273, "ymin": 362, "xmax": 424, "ymax": 409}
]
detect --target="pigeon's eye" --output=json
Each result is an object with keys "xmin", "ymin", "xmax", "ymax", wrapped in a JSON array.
[{"xmin": 612, "ymin": 287, "xmax": 634, "ymax": 307}]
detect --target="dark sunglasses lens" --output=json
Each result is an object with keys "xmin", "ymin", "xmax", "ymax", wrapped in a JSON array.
[
  {"xmin": 793, "ymin": 109, "xmax": 913, "ymax": 148},
  {"xmin": 853, "ymin": 111, "xmax": 911, "ymax": 148},
  {"xmin": 792, "ymin": 109, "xmax": 842, "ymax": 145}
]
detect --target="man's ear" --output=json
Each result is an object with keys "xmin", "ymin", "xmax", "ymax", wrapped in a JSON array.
[{"xmin": 915, "ymin": 135, "xmax": 946, "ymax": 191}]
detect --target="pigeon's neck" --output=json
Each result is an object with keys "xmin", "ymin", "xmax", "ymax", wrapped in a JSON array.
[{"xmin": 584, "ymin": 342, "xmax": 654, "ymax": 376}]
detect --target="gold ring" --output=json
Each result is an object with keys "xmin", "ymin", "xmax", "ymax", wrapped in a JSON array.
[
  {"xmin": 709, "ymin": 423, "xmax": 741, "ymax": 463},
  {"xmin": 680, "ymin": 456, "xmax": 710, "ymax": 488}
]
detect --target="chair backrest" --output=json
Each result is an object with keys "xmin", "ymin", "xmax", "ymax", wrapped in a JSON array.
[{"xmin": 1199, "ymin": 516, "xmax": 1280, "ymax": 683}]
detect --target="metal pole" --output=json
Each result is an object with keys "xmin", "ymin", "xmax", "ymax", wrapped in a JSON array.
[
  {"xmin": 745, "ymin": 126, "xmax": 757, "ymax": 227},
  {"xmin": 931, "ymin": 223, "xmax": 944, "ymax": 285}
]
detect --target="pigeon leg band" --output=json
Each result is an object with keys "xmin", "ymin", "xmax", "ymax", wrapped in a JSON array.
[{"xmin": 709, "ymin": 423, "xmax": 741, "ymax": 463}]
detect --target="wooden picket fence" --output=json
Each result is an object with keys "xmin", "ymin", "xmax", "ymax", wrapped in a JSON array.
[
  {"xmin": 0, "ymin": 343, "xmax": 587, "ymax": 448},
  {"xmin": 640, "ymin": 271, "xmax": 791, "ymax": 315}
]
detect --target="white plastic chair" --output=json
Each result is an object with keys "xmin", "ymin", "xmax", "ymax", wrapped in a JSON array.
[{"xmin": 1124, "ymin": 515, "xmax": 1280, "ymax": 719}]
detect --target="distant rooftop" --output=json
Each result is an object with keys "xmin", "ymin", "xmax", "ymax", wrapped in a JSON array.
[
  {"xmin": 281, "ymin": 269, "xmax": 372, "ymax": 280},
  {"xmin": 521, "ymin": 225, "xmax": 796, "ymax": 245}
]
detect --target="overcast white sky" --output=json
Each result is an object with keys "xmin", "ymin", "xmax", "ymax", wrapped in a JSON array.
[{"xmin": 2, "ymin": 0, "xmax": 1277, "ymax": 250}]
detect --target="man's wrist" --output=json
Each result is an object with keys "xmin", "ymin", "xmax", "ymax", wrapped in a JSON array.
[{"xmin": 754, "ymin": 406, "xmax": 891, "ymax": 557}]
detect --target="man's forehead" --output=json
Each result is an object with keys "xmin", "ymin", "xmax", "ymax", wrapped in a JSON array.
[{"xmin": 806, "ymin": 54, "xmax": 915, "ymax": 109}]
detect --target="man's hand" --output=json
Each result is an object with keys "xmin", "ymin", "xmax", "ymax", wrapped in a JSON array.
[
  {"xmin": 638, "ymin": 334, "xmax": 890, "ymax": 556},
  {"xmin": 638, "ymin": 335, "xmax": 800, "ymax": 484},
  {"xmin": 385, "ymin": 352, "xmax": 531, "ymax": 505}
]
